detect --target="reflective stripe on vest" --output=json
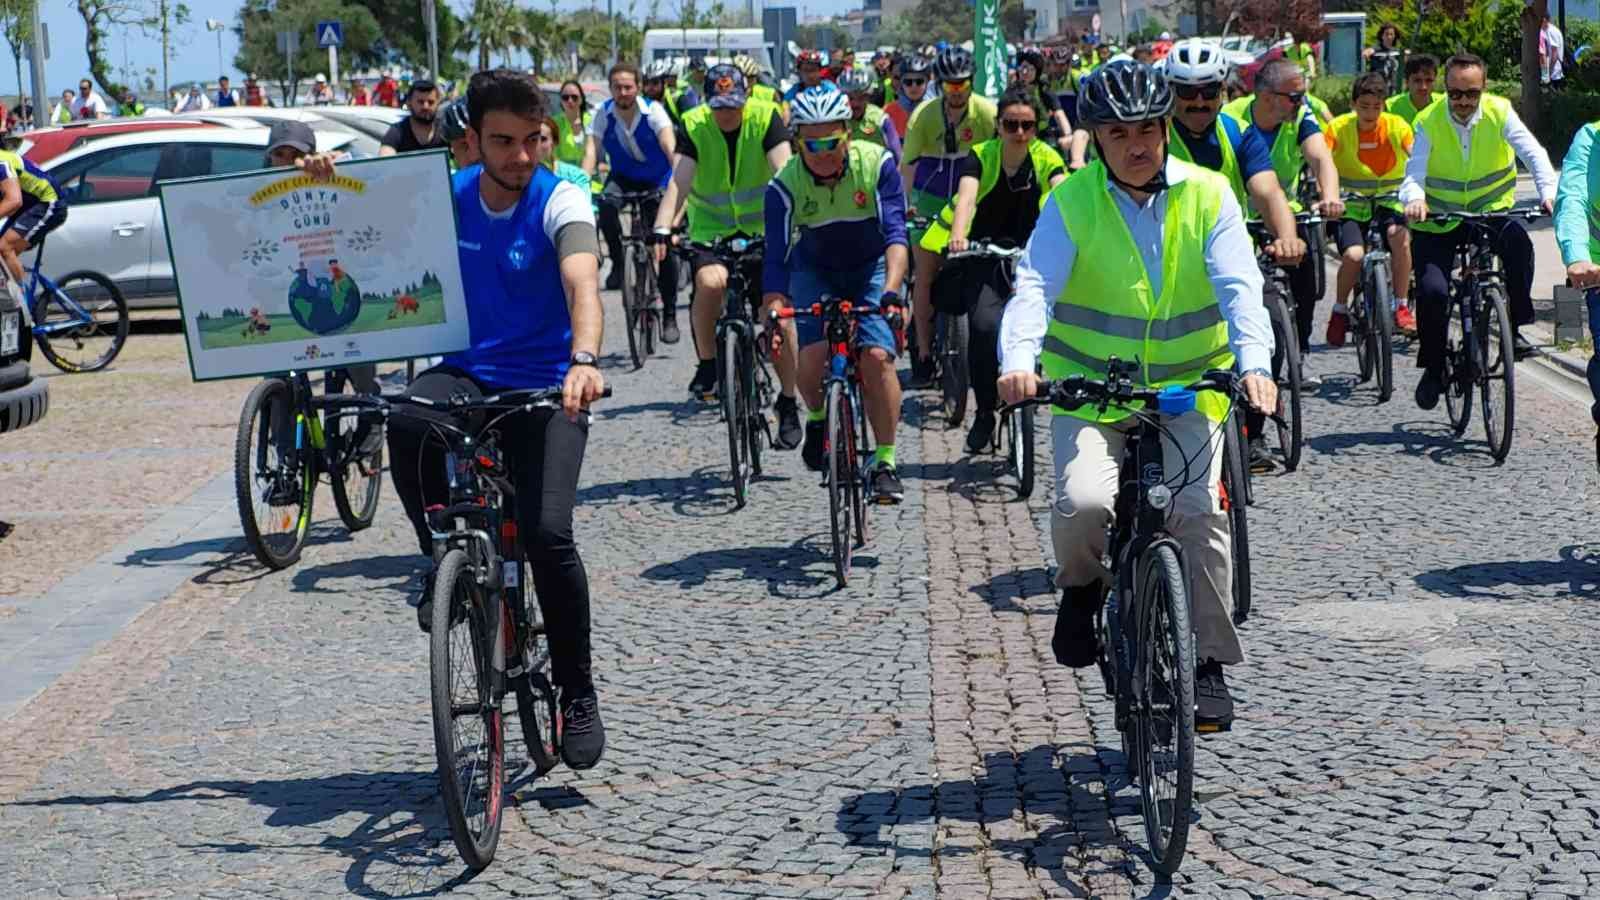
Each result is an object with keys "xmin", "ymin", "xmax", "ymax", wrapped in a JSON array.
[
  {"xmin": 1328, "ymin": 111, "xmax": 1408, "ymax": 221},
  {"xmin": 1415, "ymin": 94, "xmax": 1517, "ymax": 233},
  {"xmin": 684, "ymin": 100, "xmax": 778, "ymax": 242},
  {"xmin": 919, "ymin": 137, "xmax": 1063, "ymax": 253},
  {"xmin": 1224, "ymin": 96, "xmax": 1311, "ymax": 209},
  {"xmin": 1040, "ymin": 158, "xmax": 1235, "ymax": 424}
]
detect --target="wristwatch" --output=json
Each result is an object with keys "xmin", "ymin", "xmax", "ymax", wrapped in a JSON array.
[
  {"xmin": 1241, "ymin": 367, "xmax": 1271, "ymax": 379},
  {"xmin": 570, "ymin": 351, "xmax": 598, "ymax": 367}
]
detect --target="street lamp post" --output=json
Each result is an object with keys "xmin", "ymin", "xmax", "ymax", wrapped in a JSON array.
[{"xmin": 206, "ymin": 19, "xmax": 226, "ymax": 78}]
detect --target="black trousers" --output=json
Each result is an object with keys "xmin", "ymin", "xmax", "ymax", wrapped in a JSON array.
[
  {"xmin": 598, "ymin": 174, "xmax": 679, "ymax": 315},
  {"xmin": 1286, "ymin": 222, "xmax": 1321, "ymax": 354},
  {"xmin": 386, "ymin": 367, "xmax": 595, "ymax": 696},
  {"xmin": 1411, "ymin": 220, "xmax": 1535, "ymax": 373},
  {"xmin": 958, "ymin": 257, "xmax": 1012, "ymax": 415}
]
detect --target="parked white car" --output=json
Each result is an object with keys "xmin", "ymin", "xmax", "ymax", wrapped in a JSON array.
[
  {"xmin": 37, "ymin": 127, "xmax": 357, "ymax": 309},
  {"xmin": 168, "ymin": 107, "xmax": 384, "ymax": 158}
]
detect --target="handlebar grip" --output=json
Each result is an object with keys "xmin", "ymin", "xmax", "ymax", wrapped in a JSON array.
[{"xmin": 769, "ymin": 307, "xmax": 796, "ymax": 321}]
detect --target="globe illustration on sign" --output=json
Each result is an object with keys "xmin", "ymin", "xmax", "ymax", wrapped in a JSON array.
[{"xmin": 287, "ymin": 259, "xmax": 363, "ymax": 335}]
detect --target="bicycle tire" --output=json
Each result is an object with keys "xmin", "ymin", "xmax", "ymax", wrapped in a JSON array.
[
  {"xmin": 850, "ymin": 381, "xmax": 870, "ymax": 546},
  {"xmin": 940, "ymin": 312, "xmax": 969, "ymax": 425},
  {"xmin": 1306, "ymin": 222, "xmax": 1328, "ymax": 305},
  {"xmin": 1265, "ymin": 287, "xmax": 1303, "ymax": 471},
  {"xmin": 621, "ymin": 244, "xmax": 643, "ymax": 368},
  {"xmin": 1369, "ymin": 258, "xmax": 1395, "ymax": 403},
  {"xmin": 1134, "ymin": 539, "xmax": 1196, "ymax": 875},
  {"xmin": 1012, "ymin": 403, "xmax": 1036, "ymax": 499},
  {"xmin": 825, "ymin": 381, "xmax": 852, "ymax": 587},
  {"xmin": 1443, "ymin": 294, "xmax": 1472, "ymax": 436},
  {"xmin": 720, "ymin": 327, "xmax": 749, "ymax": 509},
  {"xmin": 747, "ymin": 359, "xmax": 767, "ymax": 478},
  {"xmin": 328, "ymin": 395, "xmax": 383, "ymax": 532},
  {"xmin": 234, "ymin": 377, "xmax": 313, "ymax": 570},
  {"xmin": 1231, "ymin": 405, "xmax": 1254, "ymax": 507},
  {"xmin": 33, "ymin": 270, "xmax": 129, "ymax": 373},
  {"xmin": 1221, "ymin": 410, "xmax": 1251, "ymax": 625},
  {"xmin": 1477, "ymin": 284, "xmax": 1515, "ymax": 462},
  {"xmin": 510, "ymin": 569, "xmax": 561, "ymax": 775},
  {"xmin": 1354, "ymin": 273, "xmax": 1374, "ymax": 384},
  {"xmin": 430, "ymin": 548, "xmax": 505, "ymax": 870},
  {"xmin": 639, "ymin": 252, "xmax": 657, "ymax": 358}
]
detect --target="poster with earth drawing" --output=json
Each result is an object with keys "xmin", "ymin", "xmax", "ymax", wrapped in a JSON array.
[{"xmin": 159, "ymin": 151, "xmax": 469, "ymax": 380}]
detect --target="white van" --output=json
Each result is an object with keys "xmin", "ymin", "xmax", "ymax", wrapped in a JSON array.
[{"xmin": 642, "ymin": 28, "xmax": 774, "ymax": 73}]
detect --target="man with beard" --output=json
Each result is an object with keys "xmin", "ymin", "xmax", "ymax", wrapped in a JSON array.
[{"xmin": 379, "ymin": 78, "xmax": 446, "ymax": 155}]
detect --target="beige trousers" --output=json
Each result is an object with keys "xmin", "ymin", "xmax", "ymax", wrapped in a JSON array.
[{"xmin": 1050, "ymin": 410, "xmax": 1244, "ymax": 665}]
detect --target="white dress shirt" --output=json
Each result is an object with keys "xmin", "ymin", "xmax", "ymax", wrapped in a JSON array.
[
  {"xmin": 1000, "ymin": 159, "xmax": 1273, "ymax": 377},
  {"xmin": 1398, "ymin": 102, "xmax": 1557, "ymax": 206}
]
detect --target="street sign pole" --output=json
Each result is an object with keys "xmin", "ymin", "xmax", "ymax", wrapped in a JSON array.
[
  {"xmin": 27, "ymin": 1, "xmax": 46, "ymax": 126},
  {"xmin": 328, "ymin": 46, "xmax": 339, "ymax": 99},
  {"xmin": 422, "ymin": 0, "xmax": 440, "ymax": 77}
]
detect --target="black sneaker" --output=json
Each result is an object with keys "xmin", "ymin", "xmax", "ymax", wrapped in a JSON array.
[
  {"xmin": 870, "ymin": 461, "xmax": 904, "ymax": 504},
  {"xmin": 773, "ymin": 395, "xmax": 803, "ymax": 450},
  {"xmin": 661, "ymin": 314, "xmax": 681, "ymax": 345},
  {"xmin": 1247, "ymin": 435, "xmax": 1274, "ymax": 473},
  {"xmin": 1051, "ymin": 583, "xmax": 1102, "ymax": 668},
  {"xmin": 1415, "ymin": 368, "xmax": 1444, "ymax": 411},
  {"xmin": 1195, "ymin": 659, "xmax": 1234, "ymax": 732},
  {"xmin": 802, "ymin": 420, "xmax": 826, "ymax": 471},
  {"xmin": 688, "ymin": 360, "xmax": 717, "ymax": 400},
  {"xmin": 560, "ymin": 692, "xmax": 606, "ymax": 770},
  {"xmin": 1512, "ymin": 328, "xmax": 1537, "ymax": 360},
  {"xmin": 604, "ymin": 267, "xmax": 622, "ymax": 291},
  {"xmin": 414, "ymin": 569, "xmax": 438, "ymax": 633},
  {"xmin": 1298, "ymin": 362, "xmax": 1321, "ymax": 389},
  {"xmin": 909, "ymin": 352, "xmax": 936, "ymax": 388},
  {"xmin": 965, "ymin": 411, "xmax": 995, "ymax": 454}
]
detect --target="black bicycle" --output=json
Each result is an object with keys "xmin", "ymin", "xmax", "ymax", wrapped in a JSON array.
[
  {"xmin": 233, "ymin": 367, "xmax": 385, "ymax": 569},
  {"xmin": 606, "ymin": 189, "xmax": 664, "ymax": 368},
  {"xmin": 1428, "ymin": 207, "xmax": 1541, "ymax": 463},
  {"xmin": 1012, "ymin": 361, "xmax": 1250, "ymax": 874},
  {"xmin": 699, "ymin": 235, "xmax": 774, "ymax": 508},
  {"xmin": 948, "ymin": 240, "xmax": 1031, "ymax": 497},
  {"xmin": 1341, "ymin": 192, "xmax": 1401, "ymax": 403},
  {"xmin": 1247, "ymin": 217, "xmax": 1315, "ymax": 472},
  {"xmin": 1297, "ymin": 165, "xmax": 1330, "ymax": 303},
  {"xmin": 334, "ymin": 386, "xmax": 610, "ymax": 870}
]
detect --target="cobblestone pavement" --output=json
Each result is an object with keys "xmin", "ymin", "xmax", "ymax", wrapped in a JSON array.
[{"xmin": 4, "ymin": 272, "xmax": 1600, "ymax": 898}]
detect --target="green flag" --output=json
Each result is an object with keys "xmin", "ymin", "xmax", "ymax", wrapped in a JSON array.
[{"xmin": 974, "ymin": 0, "xmax": 1007, "ymax": 100}]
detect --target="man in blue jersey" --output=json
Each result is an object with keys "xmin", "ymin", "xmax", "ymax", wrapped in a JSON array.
[
  {"xmin": 386, "ymin": 69, "xmax": 609, "ymax": 772},
  {"xmin": 583, "ymin": 62, "xmax": 683, "ymax": 342}
]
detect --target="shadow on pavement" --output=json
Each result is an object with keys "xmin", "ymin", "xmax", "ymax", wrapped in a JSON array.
[
  {"xmin": 593, "ymin": 398, "xmax": 721, "ymax": 427},
  {"xmin": 580, "ymin": 466, "xmax": 776, "ymax": 518},
  {"xmin": 640, "ymin": 534, "xmax": 858, "ymax": 598},
  {"xmin": 5, "ymin": 771, "xmax": 485, "ymax": 899},
  {"xmin": 1414, "ymin": 542, "xmax": 1600, "ymax": 600},
  {"xmin": 292, "ymin": 554, "xmax": 419, "ymax": 595},
  {"xmin": 969, "ymin": 566, "xmax": 1055, "ymax": 613},
  {"xmin": 1306, "ymin": 419, "xmax": 1501, "ymax": 468},
  {"xmin": 835, "ymin": 743, "xmax": 1162, "ymax": 897}
]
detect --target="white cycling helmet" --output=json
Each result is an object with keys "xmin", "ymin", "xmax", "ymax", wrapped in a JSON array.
[
  {"xmin": 644, "ymin": 59, "xmax": 674, "ymax": 80},
  {"xmin": 1164, "ymin": 39, "xmax": 1228, "ymax": 85},
  {"xmin": 788, "ymin": 85, "xmax": 852, "ymax": 126}
]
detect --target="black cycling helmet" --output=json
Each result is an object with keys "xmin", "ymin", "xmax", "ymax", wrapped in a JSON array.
[
  {"xmin": 1076, "ymin": 59, "xmax": 1173, "ymax": 127},
  {"xmin": 1015, "ymin": 48, "xmax": 1046, "ymax": 76},
  {"xmin": 438, "ymin": 98, "xmax": 470, "ymax": 142},
  {"xmin": 899, "ymin": 54, "xmax": 932, "ymax": 77},
  {"xmin": 931, "ymin": 46, "xmax": 974, "ymax": 82}
]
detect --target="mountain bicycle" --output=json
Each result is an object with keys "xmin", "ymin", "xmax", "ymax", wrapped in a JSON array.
[
  {"xmin": 1247, "ymin": 216, "xmax": 1317, "ymax": 472},
  {"xmin": 946, "ymin": 240, "xmax": 1029, "ymax": 496},
  {"xmin": 8, "ymin": 237, "xmax": 128, "ymax": 373},
  {"xmin": 1009, "ymin": 361, "xmax": 1251, "ymax": 874},
  {"xmin": 233, "ymin": 367, "xmax": 384, "ymax": 569},
  {"xmin": 606, "ymin": 189, "xmax": 665, "ymax": 369},
  {"xmin": 698, "ymin": 235, "xmax": 773, "ymax": 509},
  {"xmin": 1341, "ymin": 192, "xmax": 1401, "ymax": 403}
]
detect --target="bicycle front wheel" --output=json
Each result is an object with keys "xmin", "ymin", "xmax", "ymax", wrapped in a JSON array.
[
  {"xmin": 33, "ymin": 270, "xmax": 129, "ymax": 373},
  {"xmin": 940, "ymin": 312, "xmax": 969, "ymax": 425},
  {"xmin": 1265, "ymin": 286, "xmax": 1303, "ymax": 471},
  {"xmin": 1010, "ymin": 403, "xmax": 1036, "ymax": 499},
  {"xmin": 1368, "ymin": 258, "xmax": 1395, "ymax": 403},
  {"xmin": 234, "ymin": 378, "xmax": 313, "ymax": 569},
  {"xmin": 720, "ymin": 327, "xmax": 749, "ymax": 508},
  {"xmin": 1134, "ymin": 539, "xmax": 1197, "ymax": 875},
  {"xmin": 1477, "ymin": 285, "xmax": 1516, "ymax": 462},
  {"xmin": 850, "ymin": 381, "xmax": 870, "ymax": 546},
  {"xmin": 1221, "ymin": 410, "xmax": 1251, "ymax": 625},
  {"xmin": 825, "ymin": 381, "xmax": 853, "ymax": 587},
  {"xmin": 430, "ymin": 548, "xmax": 505, "ymax": 870},
  {"xmin": 328, "ymin": 385, "xmax": 384, "ymax": 531},
  {"xmin": 509, "ymin": 570, "xmax": 561, "ymax": 775},
  {"xmin": 638, "ymin": 251, "xmax": 658, "ymax": 358},
  {"xmin": 1443, "ymin": 296, "xmax": 1472, "ymax": 436}
]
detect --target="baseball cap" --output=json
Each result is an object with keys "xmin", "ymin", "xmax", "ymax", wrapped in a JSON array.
[
  {"xmin": 703, "ymin": 64, "xmax": 747, "ymax": 109},
  {"xmin": 407, "ymin": 78, "xmax": 437, "ymax": 98},
  {"xmin": 266, "ymin": 120, "xmax": 317, "ymax": 157}
]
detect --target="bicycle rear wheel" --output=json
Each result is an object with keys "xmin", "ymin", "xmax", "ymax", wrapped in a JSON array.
[
  {"xmin": 638, "ymin": 252, "xmax": 658, "ymax": 358},
  {"xmin": 719, "ymin": 327, "xmax": 750, "ymax": 508},
  {"xmin": 1134, "ymin": 540, "xmax": 1196, "ymax": 875},
  {"xmin": 1443, "ymin": 297, "xmax": 1472, "ymax": 436},
  {"xmin": 510, "ymin": 568, "xmax": 561, "ymax": 775},
  {"xmin": 328, "ymin": 386, "xmax": 384, "ymax": 532},
  {"xmin": 1221, "ymin": 410, "xmax": 1251, "ymax": 625},
  {"xmin": 940, "ymin": 313, "xmax": 969, "ymax": 425},
  {"xmin": 33, "ymin": 271, "xmax": 129, "ymax": 373},
  {"xmin": 430, "ymin": 548, "xmax": 505, "ymax": 870},
  {"xmin": 1265, "ymin": 287, "xmax": 1303, "ymax": 471},
  {"xmin": 1477, "ymin": 285, "xmax": 1515, "ymax": 462},
  {"xmin": 825, "ymin": 381, "xmax": 852, "ymax": 587},
  {"xmin": 1354, "ymin": 281, "xmax": 1374, "ymax": 384},
  {"xmin": 234, "ymin": 377, "xmax": 314, "ymax": 569},
  {"xmin": 850, "ymin": 381, "xmax": 870, "ymax": 545},
  {"xmin": 621, "ymin": 244, "xmax": 643, "ymax": 368},
  {"xmin": 1368, "ymin": 258, "xmax": 1395, "ymax": 403}
]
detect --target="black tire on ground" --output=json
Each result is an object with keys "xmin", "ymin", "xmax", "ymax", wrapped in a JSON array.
[
  {"xmin": 1264, "ymin": 287, "xmax": 1304, "ymax": 471},
  {"xmin": 234, "ymin": 377, "xmax": 312, "ymax": 570},
  {"xmin": 720, "ymin": 326, "xmax": 748, "ymax": 509},
  {"xmin": 1222, "ymin": 409, "xmax": 1251, "ymax": 625},
  {"xmin": 1369, "ymin": 258, "xmax": 1395, "ymax": 403},
  {"xmin": 33, "ymin": 270, "xmax": 129, "ymax": 373},
  {"xmin": 825, "ymin": 381, "xmax": 852, "ymax": 587},
  {"xmin": 1477, "ymin": 284, "xmax": 1516, "ymax": 463},
  {"xmin": 940, "ymin": 312, "xmax": 969, "ymax": 426},
  {"xmin": 1443, "ymin": 295, "xmax": 1473, "ymax": 436},
  {"xmin": 1135, "ymin": 540, "xmax": 1197, "ymax": 875}
]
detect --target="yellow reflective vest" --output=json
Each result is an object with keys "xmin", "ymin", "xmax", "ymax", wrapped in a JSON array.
[
  {"xmin": 1413, "ymin": 94, "xmax": 1517, "ymax": 233},
  {"xmin": 683, "ymin": 99, "xmax": 778, "ymax": 242}
]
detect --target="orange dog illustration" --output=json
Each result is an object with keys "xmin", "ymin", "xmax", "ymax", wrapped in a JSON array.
[{"xmin": 388, "ymin": 294, "xmax": 419, "ymax": 319}]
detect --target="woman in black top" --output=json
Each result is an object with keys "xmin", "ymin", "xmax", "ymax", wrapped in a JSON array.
[{"xmin": 1013, "ymin": 49, "xmax": 1072, "ymax": 153}]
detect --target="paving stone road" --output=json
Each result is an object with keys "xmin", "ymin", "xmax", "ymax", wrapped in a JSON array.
[{"xmin": 3, "ymin": 269, "xmax": 1600, "ymax": 898}]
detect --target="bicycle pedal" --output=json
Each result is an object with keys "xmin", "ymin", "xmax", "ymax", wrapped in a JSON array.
[{"xmin": 1195, "ymin": 719, "xmax": 1233, "ymax": 735}]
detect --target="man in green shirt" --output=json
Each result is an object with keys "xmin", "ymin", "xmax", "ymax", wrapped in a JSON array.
[{"xmin": 1386, "ymin": 54, "xmax": 1442, "ymax": 125}]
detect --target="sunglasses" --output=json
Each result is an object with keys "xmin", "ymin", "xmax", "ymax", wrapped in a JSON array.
[
  {"xmin": 1274, "ymin": 90, "xmax": 1306, "ymax": 105},
  {"xmin": 901, "ymin": 77, "xmax": 927, "ymax": 87},
  {"xmin": 1447, "ymin": 88, "xmax": 1482, "ymax": 101},
  {"xmin": 943, "ymin": 79, "xmax": 971, "ymax": 91},
  {"xmin": 561, "ymin": 93, "xmax": 582, "ymax": 101},
  {"xmin": 1000, "ymin": 118, "xmax": 1036, "ymax": 133},
  {"xmin": 1174, "ymin": 83, "xmax": 1222, "ymax": 100},
  {"xmin": 801, "ymin": 134, "xmax": 847, "ymax": 153}
]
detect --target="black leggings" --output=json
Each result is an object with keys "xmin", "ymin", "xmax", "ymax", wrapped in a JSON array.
[
  {"xmin": 598, "ymin": 175, "xmax": 679, "ymax": 314},
  {"xmin": 386, "ymin": 367, "xmax": 595, "ymax": 696},
  {"xmin": 961, "ymin": 258, "xmax": 1012, "ymax": 415}
]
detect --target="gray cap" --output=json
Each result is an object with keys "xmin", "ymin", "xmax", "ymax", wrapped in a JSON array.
[{"xmin": 266, "ymin": 120, "xmax": 316, "ymax": 157}]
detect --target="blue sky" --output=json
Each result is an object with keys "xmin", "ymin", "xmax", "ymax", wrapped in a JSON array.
[{"xmin": 26, "ymin": 0, "xmax": 857, "ymax": 99}]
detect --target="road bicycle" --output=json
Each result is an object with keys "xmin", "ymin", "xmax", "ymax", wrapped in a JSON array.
[
  {"xmin": 1430, "ymin": 207, "xmax": 1541, "ymax": 463},
  {"xmin": 8, "ymin": 237, "xmax": 128, "ymax": 373},
  {"xmin": 1341, "ymin": 192, "xmax": 1401, "ymax": 403},
  {"xmin": 605, "ymin": 189, "xmax": 665, "ymax": 369},
  {"xmin": 773, "ymin": 297, "xmax": 898, "ymax": 587},
  {"xmin": 1010, "ymin": 361, "xmax": 1249, "ymax": 874},
  {"xmin": 698, "ymin": 235, "xmax": 774, "ymax": 509},
  {"xmin": 335, "ymin": 385, "xmax": 610, "ymax": 870},
  {"xmin": 233, "ymin": 367, "xmax": 384, "ymax": 569},
  {"xmin": 946, "ymin": 240, "xmax": 1030, "ymax": 497},
  {"xmin": 1247, "ymin": 217, "xmax": 1317, "ymax": 472}
]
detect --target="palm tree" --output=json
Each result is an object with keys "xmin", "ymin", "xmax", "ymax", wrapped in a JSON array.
[{"xmin": 464, "ymin": 0, "xmax": 528, "ymax": 70}]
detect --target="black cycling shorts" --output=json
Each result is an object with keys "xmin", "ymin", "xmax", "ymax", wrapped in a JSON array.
[
  {"xmin": 1331, "ymin": 209, "xmax": 1405, "ymax": 254},
  {"xmin": 8, "ymin": 200, "xmax": 65, "ymax": 245}
]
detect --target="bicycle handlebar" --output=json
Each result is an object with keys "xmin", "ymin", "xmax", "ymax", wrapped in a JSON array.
[
  {"xmin": 1424, "ymin": 205, "xmax": 1545, "ymax": 224},
  {"xmin": 689, "ymin": 236, "xmax": 764, "ymax": 258},
  {"xmin": 947, "ymin": 241, "xmax": 1023, "ymax": 261},
  {"xmin": 1017, "ymin": 369, "xmax": 1240, "ymax": 415},
  {"xmin": 329, "ymin": 385, "xmax": 613, "ymax": 416}
]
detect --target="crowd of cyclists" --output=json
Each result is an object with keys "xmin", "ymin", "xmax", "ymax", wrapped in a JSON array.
[{"xmin": 276, "ymin": 24, "xmax": 1600, "ymax": 773}]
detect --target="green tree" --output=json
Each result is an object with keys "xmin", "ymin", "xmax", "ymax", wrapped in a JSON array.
[
  {"xmin": 350, "ymin": 0, "xmax": 466, "ymax": 79},
  {"xmin": 235, "ymin": 0, "xmax": 383, "ymax": 105},
  {"xmin": 0, "ymin": 0, "xmax": 34, "ymax": 105},
  {"xmin": 1368, "ymin": 0, "xmax": 1503, "ymax": 77},
  {"xmin": 132, "ymin": 0, "xmax": 190, "ymax": 108},
  {"xmin": 877, "ymin": 0, "xmax": 1030, "ymax": 47},
  {"xmin": 75, "ymin": 0, "xmax": 132, "ymax": 100},
  {"xmin": 461, "ymin": 0, "xmax": 528, "ymax": 70}
]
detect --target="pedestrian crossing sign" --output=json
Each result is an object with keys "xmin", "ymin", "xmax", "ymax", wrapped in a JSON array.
[{"xmin": 316, "ymin": 21, "xmax": 343, "ymax": 48}]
